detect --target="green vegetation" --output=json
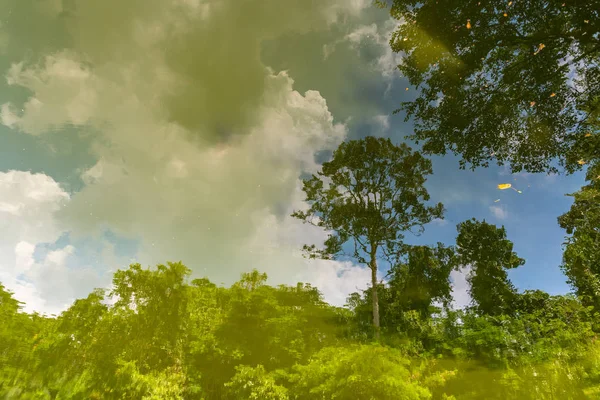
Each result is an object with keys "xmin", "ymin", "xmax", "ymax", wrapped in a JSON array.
[
  {"xmin": 387, "ymin": 0, "xmax": 600, "ymax": 174},
  {"xmin": 3, "ymin": 256, "xmax": 600, "ymax": 399},
  {"xmin": 2, "ymin": 2, "xmax": 599, "ymax": 398},
  {"xmin": 291, "ymin": 136, "xmax": 444, "ymax": 339}
]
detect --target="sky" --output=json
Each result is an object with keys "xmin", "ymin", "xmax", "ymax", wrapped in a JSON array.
[{"xmin": 0, "ymin": 0, "xmax": 588, "ymax": 316}]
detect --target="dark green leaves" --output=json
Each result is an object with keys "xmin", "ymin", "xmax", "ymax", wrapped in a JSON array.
[
  {"xmin": 389, "ymin": 0, "xmax": 600, "ymax": 174},
  {"xmin": 456, "ymin": 219, "xmax": 525, "ymax": 316},
  {"xmin": 292, "ymin": 136, "xmax": 444, "ymax": 264}
]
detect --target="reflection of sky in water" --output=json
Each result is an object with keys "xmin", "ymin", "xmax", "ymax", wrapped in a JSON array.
[{"xmin": 0, "ymin": 0, "xmax": 588, "ymax": 314}]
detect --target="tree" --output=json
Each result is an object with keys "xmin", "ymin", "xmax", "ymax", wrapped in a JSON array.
[
  {"xmin": 456, "ymin": 219, "xmax": 525, "ymax": 316},
  {"xmin": 347, "ymin": 243, "xmax": 456, "ymax": 343},
  {"xmin": 292, "ymin": 136, "xmax": 444, "ymax": 339},
  {"xmin": 388, "ymin": 243, "xmax": 457, "ymax": 317},
  {"xmin": 387, "ymin": 0, "xmax": 600, "ymax": 174},
  {"xmin": 558, "ymin": 162, "xmax": 600, "ymax": 311},
  {"xmin": 0, "ymin": 284, "xmax": 46, "ymax": 399}
]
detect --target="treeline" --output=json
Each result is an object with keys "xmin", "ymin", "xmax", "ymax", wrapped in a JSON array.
[{"xmin": 2, "ymin": 254, "xmax": 600, "ymax": 399}]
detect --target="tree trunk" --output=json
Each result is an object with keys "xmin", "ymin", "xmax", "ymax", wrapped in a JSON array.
[{"xmin": 370, "ymin": 250, "xmax": 380, "ymax": 341}]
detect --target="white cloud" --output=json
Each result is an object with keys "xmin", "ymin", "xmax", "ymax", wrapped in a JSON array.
[
  {"xmin": 0, "ymin": 170, "xmax": 112, "ymax": 315},
  {"xmin": 0, "ymin": 103, "xmax": 19, "ymax": 127},
  {"xmin": 372, "ymin": 114, "xmax": 390, "ymax": 134},
  {"xmin": 322, "ymin": 18, "xmax": 403, "ymax": 83},
  {"xmin": 489, "ymin": 205, "xmax": 508, "ymax": 220},
  {"xmin": 0, "ymin": 170, "xmax": 69, "ymax": 243},
  {"xmin": 9, "ymin": 51, "xmax": 351, "ymax": 301},
  {"xmin": 346, "ymin": 19, "xmax": 404, "ymax": 81},
  {"xmin": 450, "ymin": 267, "xmax": 471, "ymax": 310},
  {"xmin": 3, "ymin": 53, "xmax": 99, "ymax": 134},
  {"xmin": 0, "ymin": 0, "xmax": 385, "ymax": 311},
  {"xmin": 242, "ymin": 182, "xmax": 372, "ymax": 306},
  {"xmin": 14, "ymin": 241, "xmax": 35, "ymax": 274}
]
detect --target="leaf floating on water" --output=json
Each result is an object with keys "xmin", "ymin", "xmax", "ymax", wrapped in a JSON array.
[
  {"xmin": 534, "ymin": 43, "xmax": 546, "ymax": 55},
  {"xmin": 466, "ymin": 19, "xmax": 472, "ymax": 29},
  {"xmin": 498, "ymin": 183, "xmax": 512, "ymax": 190},
  {"xmin": 405, "ymin": 87, "xmax": 409, "ymax": 91},
  {"xmin": 494, "ymin": 199, "xmax": 501, "ymax": 203},
  {"xmin": 517, "ymin": 190, "xmax": 522, "ymax": 194},
  {"xmin": 578, "ymin": 160, "xmax": 587, "ymax": 165}
]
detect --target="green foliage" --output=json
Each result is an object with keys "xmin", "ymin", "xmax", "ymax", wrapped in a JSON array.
[
  {"xmin": 224, "ymin": 365, "xmax": 289, "ymax": 400},
  {"xmin": 389, "ymin": 244, "xmax": 457, "ymax": 315},
  {"xmin": 2, "ymin": 260, "xmax": 600, "ymax": 399},
  {"xmin": 388, "ymin": 0, "xmax": 600, "ymax": 174},
  {"xmin": 346, "ymin": 243, "xmax": 456, "ymax": 348},
  {"xmin": 456, "ymin": 219, "xmax": 525, "ymax": 316},
  {"xmin": 558, "ymin": 163, "xmax": 600, "ymax": 312},
  {"xmin": 292, "ymin": 136, "xmax": 444, "ymax": 264},
  {"xmin": 287, "ymin": 344, "xmax": 432, "ymax": 400},
  {"xmin": 292, "ymin": 136, "xmax": 444, "ymax": 337}
]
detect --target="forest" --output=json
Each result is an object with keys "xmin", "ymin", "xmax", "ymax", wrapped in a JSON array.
[{"xmin": 2, "ymin": 0, "xmax": 600, "ymax": 398}]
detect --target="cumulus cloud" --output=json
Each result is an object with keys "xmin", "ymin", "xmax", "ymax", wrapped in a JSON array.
[
  {"xmin": 0, "ymin": 0, "xmax": 402, "ymax": 312},
  {"xmin": 490, "ymin": 205, "xmax": 508, "ymax": 220},
  {"xmin": 0, "ymin": 171, "xmax": 113, "ymax": 314},
  {"xmin": 343, "ymin": 19, "xmax": 403, "ymax": 80}
]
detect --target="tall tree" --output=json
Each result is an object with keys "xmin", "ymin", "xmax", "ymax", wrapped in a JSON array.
[
  {"xmin": 558, "ymin": 162, "xmax": 600, "ymax": 311},
  {"xmin": 292, "ymin": 136, "xmax": 444, "ymax": 339},
  {"xmin": 387, "ymin": 0, "xmax": 600, "ymax": 174},
  {"xmin": 456, "ymin": 219, "xmax": 525, "ymax": 316}
]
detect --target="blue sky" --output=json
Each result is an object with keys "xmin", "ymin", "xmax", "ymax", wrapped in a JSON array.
[{"xmin": 0, "ymin": 0, "xmax": 586, "ymax": 314}]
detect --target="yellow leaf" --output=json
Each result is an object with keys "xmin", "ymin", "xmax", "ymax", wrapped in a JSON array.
[
  {"xmin": 530, "ymin": 101, "xmax": 536, "ymax": 107},
  {"xmin": 504, "ymin": 12, "xmax": 508, "ymax": 17},
  {"xmin": 405, "ymin": 87, "xmax": 409, "ymax": 91},
  {"xmin": 498, "ymin": 183, "xmax": 512, "ymax": 190},
  {"xmin": 578, "ymin": 160, "xmax": 587, "ymax": 165},
  {"xmin": 534, "ymin": 43, "xmax": 546, "ymax": 55},
  {"xmin": 466, "ymin": 20, "xmax": 472, "ymax": 29},
  {"xmin": 585, "ymin": 133, "xmax": 592, "ymax": 137},
  {"xmin": 508, "ymin": 1, "xmax": 513, "ymax": 5},
  {"xmin": 550, "ymin": 93, "xmax": 556, "ymax": 97}
]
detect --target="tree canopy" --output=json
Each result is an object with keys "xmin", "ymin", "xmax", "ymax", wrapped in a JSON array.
[
  {"xmin": 456, "ymin": 218, "xmax": 525, "ymax": 316},
  {"xmin": 292, "ymin": 136, "xmax": 444, "ymax": 338},
  {"xmin": 3, "ymin": 259, "xmax": 600, "ymax": 399},
  {"xmin": 387, "ymin": 0, "xmax": 600, "ymax": 174}
]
